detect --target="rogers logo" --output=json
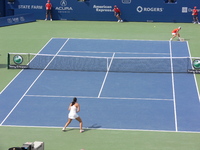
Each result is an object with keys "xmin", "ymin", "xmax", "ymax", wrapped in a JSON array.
[
  {"xmin": 137, "ymin": 6, "xmax": 143, "ymax": 13},
  {"xmin": 137, "ymin": 6, "xmax": 163, "ymax": 13}
]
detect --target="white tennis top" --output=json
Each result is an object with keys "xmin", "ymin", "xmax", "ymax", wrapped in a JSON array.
[{"xmin": 68, "ymin": 105, "xmax": 79, "ymax": 119}]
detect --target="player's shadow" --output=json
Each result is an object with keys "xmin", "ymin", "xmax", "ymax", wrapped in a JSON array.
[
  {"xmin": 62, "ymin": 124, "xmax": 101, "ymax": 133},
  {"xmin": 177, "ymin": 38, "xmax": 190, "ymax": 41},
  {"xmin": 84, "ymin": 123, "xmax": 101, "ymax": 132}
]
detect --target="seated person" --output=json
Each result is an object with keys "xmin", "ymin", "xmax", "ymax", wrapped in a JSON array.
[{"xmin": 165, "ymin": 0, "xmax": 177, "ymax": 3}]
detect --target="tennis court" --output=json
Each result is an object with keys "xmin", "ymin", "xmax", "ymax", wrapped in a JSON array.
[{"xmin": 1, "ymin": 38, "xmax": 200, "ymax": 133}]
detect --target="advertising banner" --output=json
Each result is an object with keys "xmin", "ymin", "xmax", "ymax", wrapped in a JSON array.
[
  {"xmin": 0, "ymin": 13, "xmax": 36, "ymax": 27},
  {"xmin": 4, "ymin": 0, "xmax": 200, "ymax": 23}
]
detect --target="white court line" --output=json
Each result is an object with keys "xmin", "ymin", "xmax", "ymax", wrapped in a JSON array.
[
  {"xmin": 98, "ymin": 53, "xmax": 115, "ymax": 98},
  {"xmin": 1, "ymin": 124, "xmax": 200, "ymax": 133},
  {"xmin": 61, "ymin": 50, "xmax": 170, "ymax": 55},
  {"xmin": 169, "ymin": 41, "xmax": 178, "ymax": 132},
  {"xmin": 0, "ymin": 38, "xmax": 70, "ymax": 126},
  {"xmin": 186, "ymin": 41, "xmax": 200, "ymax": 103},
  {"xmin": 0, "ymin": 38, "xmax": 54, "ymax": 95},
  {"xmin": 0, "ymin": 70, "xmax": 23, "ymax": 95},
  {"xmin": 25, "ymin": 94, "xmax": 173, "ymax": 101},
  {"xmin": 68, "ymin": 37, "xmax": 173, "ymax": 42}
]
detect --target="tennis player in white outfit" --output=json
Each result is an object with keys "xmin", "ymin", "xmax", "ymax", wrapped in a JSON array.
[{"xmin": 62, "ymin": 97, "xmax": 84, "ymax": 133}]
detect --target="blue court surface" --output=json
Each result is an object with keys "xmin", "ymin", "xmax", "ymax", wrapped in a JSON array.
[{"xmin": 1, "ymin": 38, "xmax": 200, "ymax": 132}]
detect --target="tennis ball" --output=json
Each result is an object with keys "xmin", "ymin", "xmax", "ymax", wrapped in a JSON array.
[{"xmin": 154, "ymin": 26, "xmax": 156, "ymax": 28}]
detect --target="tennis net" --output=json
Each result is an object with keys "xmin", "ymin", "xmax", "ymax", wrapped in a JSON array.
[{"xmin": 7, "ymin": 53, "xmax": 199, "ymax": 73}]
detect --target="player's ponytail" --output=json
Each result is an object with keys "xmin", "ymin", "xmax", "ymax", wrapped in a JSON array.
[{"xmin": 71, "ymin": 97, "xmax": 77, "ymax": 106}]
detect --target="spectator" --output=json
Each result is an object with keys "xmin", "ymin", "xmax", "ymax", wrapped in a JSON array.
[
  {"xmin": 45, "ymin": 0, "xmax": 52, "ymax": 21},
  {"xmin": 192, "ymin": 6, "xmax": 200, "ymax": 24},
  {"xmin": 165, "ymin": 0, "xmax": 177, "ymax": 3},
  {"xmin": 113, "ymin": 5, "xmax": 123, "ymax": 22}
]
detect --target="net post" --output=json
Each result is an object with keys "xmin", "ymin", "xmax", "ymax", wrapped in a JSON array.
[{"xmin": 7, "ymin": 53, "xmax": 10, "ymax": 69}]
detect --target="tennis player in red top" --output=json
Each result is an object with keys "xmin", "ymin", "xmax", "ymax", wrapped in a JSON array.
[
  {"xmin": 45, "ymin": 0, "xmax": 52, "ymax": 21},
  {"xmin": 113, "ymin": 5, "xmax": 123, "ymax": 22},
  {"xmin": 170, "ymin": 27, "xmax": 181, "ymax": 41},
  {"xmin": 192, "ymin": 6, "xmax": 200, "ymax": 24}
]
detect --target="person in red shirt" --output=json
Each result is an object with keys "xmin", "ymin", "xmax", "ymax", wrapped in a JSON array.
[
  {"xmin": 113, "ymin": 5, "xmax": 123, "ymax": 22},
  {"xmin": 45, "ymin": 0, "xmax": 52, "ymax": 21},
  {"xmin": 192, "ymin": 6, "xmax": 200, "ymax": 24},
  {"xmin": 170, "ymin": 27, "xmax": 181, "ymax": 41}
]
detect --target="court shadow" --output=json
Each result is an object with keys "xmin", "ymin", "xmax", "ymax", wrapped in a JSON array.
[
  {"xmin": 88, "ymin": 123, "xmax": 101, "ymax": 128},
  {"xmin": 0, "ymin": 64, "xmax": 7, "ymax": 68},
  {"xmin": 83, "ymin": 123, "xmax": 102, "ymax": 132}
]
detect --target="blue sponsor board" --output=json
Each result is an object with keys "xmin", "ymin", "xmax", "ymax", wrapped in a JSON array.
[
  {"xmin": 0, "ymin": 13, "xmax": 36, "ymax": 27},
  {"xmin": 0, "ymin": 0, "xmax": 5, "ymax": 17},
  {"xmin": 4, "ymin": 0, "xmax": 200, "ymax": 22}
]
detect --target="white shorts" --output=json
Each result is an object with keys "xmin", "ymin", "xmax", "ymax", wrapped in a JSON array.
[
  {"xmin": 172, "ymin": 33, "xmax": 176, "ymax": 35},
  {"xmin": 68, "ymin": 113, "xmax": 79, "ymax": 119}
]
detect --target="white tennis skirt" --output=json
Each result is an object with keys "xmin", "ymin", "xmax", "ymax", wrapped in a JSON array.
[{"xmin": 68, "ymin": 113, "xmax": 79, "ymax": 119}]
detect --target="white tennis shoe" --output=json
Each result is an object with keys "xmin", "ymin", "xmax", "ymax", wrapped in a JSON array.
[{"xmin": 80, "ymin": 130, "xmax": 84, "ymax": 133}]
